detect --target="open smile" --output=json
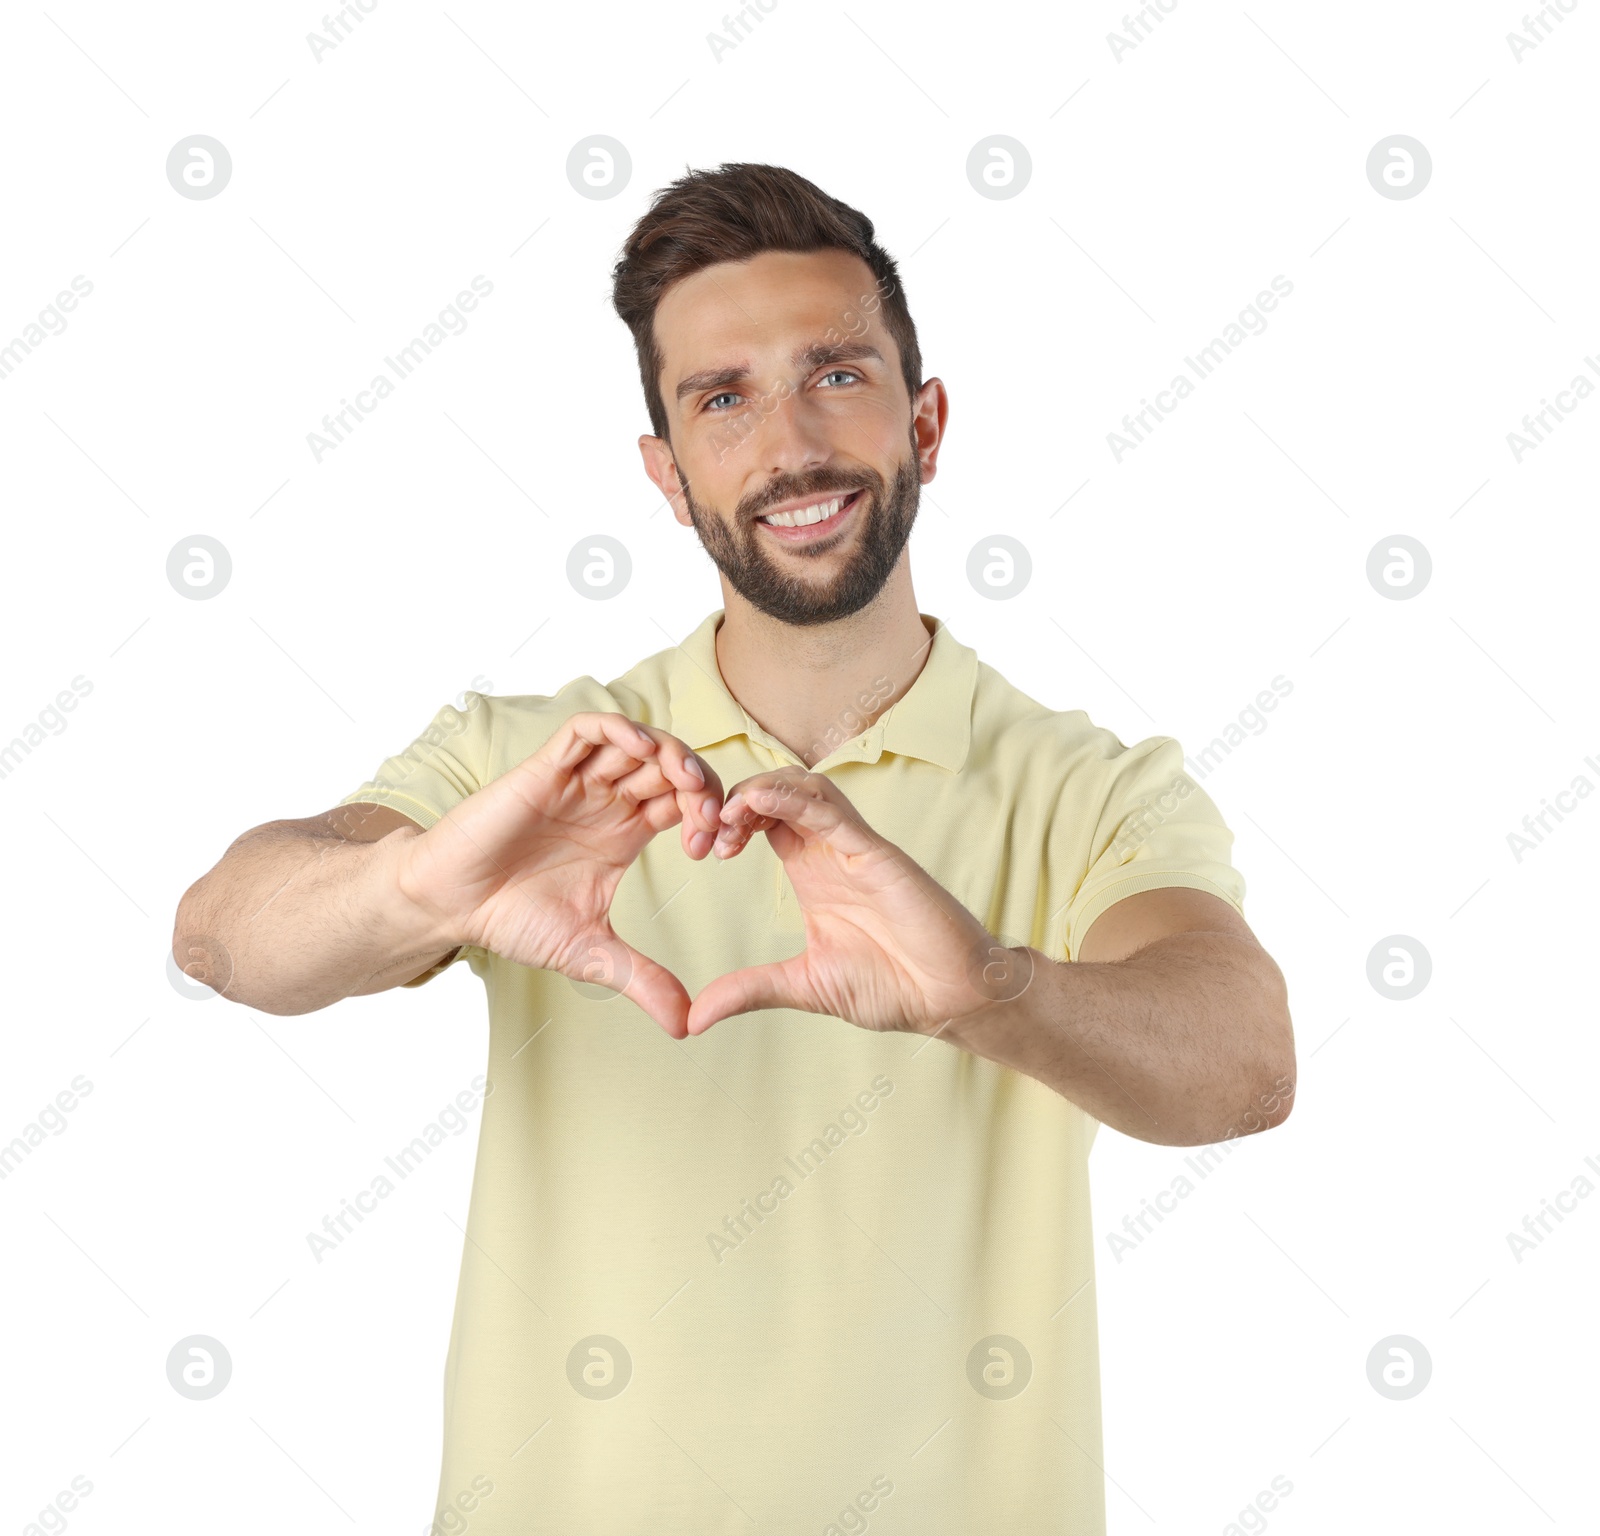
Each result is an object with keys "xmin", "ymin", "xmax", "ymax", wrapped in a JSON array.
[{"xmin": 754, "ymin": 489, "xmax": 864, "ymax": 543}]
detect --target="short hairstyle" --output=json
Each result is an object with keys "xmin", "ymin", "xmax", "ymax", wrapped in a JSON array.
[{"xmin": 610, "ymin": 162, "xmax": 923, "ymax": 444}]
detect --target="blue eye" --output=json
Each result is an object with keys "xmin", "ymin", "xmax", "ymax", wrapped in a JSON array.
[{"xmin": 703, "ymin": 369, "xmax": 861, "ymax": 414}]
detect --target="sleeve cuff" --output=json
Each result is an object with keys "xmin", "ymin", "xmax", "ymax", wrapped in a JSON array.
[{"xmin": 1066, "ymin": 869, "xmax": 1246, "ymax": 963}]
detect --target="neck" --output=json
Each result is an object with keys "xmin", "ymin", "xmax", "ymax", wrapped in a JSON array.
[{"xmin": 712, "ymin": 563, "xmax": 934, "ymax": 768}]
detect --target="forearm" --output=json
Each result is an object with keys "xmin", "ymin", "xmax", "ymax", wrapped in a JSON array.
[
  {"xmin": 934, "ymin": 930, "xmax": 1295, "ymax": 1146},
  {"xmin": 172, "ymin": 824, "xmax": 459, "ymax": 1016}
]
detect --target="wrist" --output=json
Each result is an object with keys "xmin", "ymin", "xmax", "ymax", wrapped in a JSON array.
[
  {"xmin": 378, "ymin": 825, "xmax": 467, "ymax": 958},
  {"xmin": 912, "ymin": 939, "xmax": 1042, "ymax": 1040}
]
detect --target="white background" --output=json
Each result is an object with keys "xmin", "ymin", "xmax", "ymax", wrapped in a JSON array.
[{"xmin": 2, "ymin": 1, "xmax": 1596, "ymax": 1531}]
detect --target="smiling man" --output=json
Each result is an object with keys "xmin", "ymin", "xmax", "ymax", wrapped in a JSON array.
[{"xmin": 174, "ymin": 162, "xmax": 1294, "ymax": 1534}]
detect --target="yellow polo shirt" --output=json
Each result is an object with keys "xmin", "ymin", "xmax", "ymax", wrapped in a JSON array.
[{"xmin": 339, "ymin": 608, "xmax": 1245, "ymax": 1535}]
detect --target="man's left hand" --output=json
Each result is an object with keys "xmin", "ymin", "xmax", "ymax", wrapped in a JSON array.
[{"xmin": 685, "ymin": 767, "xmax": 1031, "ymax": 1036}]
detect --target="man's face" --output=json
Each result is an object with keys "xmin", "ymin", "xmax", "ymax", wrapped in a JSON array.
[{"xmin": 642, "ymin": 248, "xmax": 941, "ymax": 627}]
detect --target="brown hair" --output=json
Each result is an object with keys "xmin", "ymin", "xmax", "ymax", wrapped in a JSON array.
[{"xmin": 610, "ymin": 162, "xmax": 923, "ymax": 445}]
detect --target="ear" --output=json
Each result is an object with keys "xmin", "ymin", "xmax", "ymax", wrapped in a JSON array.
[
  {"xmin": 638, "ymin": 433, "xmax": 692, "ymax": 528},
  {"xmin": 910, "ymin": 376, "xmax": 949, "ymax": 487}
]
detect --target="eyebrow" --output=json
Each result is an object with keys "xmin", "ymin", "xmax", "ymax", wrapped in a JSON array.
[{"xmin": 673, "ymin": 340, "xmax": 885, "ymax": 404}]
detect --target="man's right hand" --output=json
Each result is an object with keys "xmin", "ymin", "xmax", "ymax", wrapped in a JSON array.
[{"xmin": 394, "ymin": 712, "xmax": 725, "ymax": 1038}]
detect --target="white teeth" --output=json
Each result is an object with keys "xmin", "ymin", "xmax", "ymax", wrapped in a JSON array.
[{"xmin": 760, "ymin": 494, "xmax": 852, "ymax": 529}]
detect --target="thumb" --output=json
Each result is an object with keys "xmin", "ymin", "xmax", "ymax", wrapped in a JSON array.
[
  {"xmin": 567, "ymin": 928, "xmax": 692, "ymax": 1039},
  {"xmin": 688, "ymin": 955, "xmax": 814, "ymax": 1035}
]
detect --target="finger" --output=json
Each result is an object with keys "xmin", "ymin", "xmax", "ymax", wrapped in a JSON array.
[
  {"xmin": 632, "ymin": 725, "xmax": 723, "ymax": 798},
  {"xmin": 628, "ymin": 729, "xmax": 725, "ymax": 856},
  {"xmin": 715, "ymin": 773, "xmax": 875, "ymax": 858},
  {"xmin": 573, "ymin": 928, "xmax": 692, "ymax": 1039},
  {"xmin": 638, "ymin": 785, "xmax": 735, "ymax": 860},
  {"xmin": 613, "ymin": 761, "xmax": 723, "ymax": 857},
  {"xmin": 617, "ymin": 944, "xmax": 694, "ymax": 1039},
  {"xmin": 586, "ymin": 741, "xmax": 663, "ymax": 786},
  {"xmin": 687, "ymin": 955, "xmax": 815, "ymax": 1034},
  {"xmin": 709, "ymin": 799, "xmax": 778, "ymax": 860},
  {"xmin": 604, "ymin": 730, "xmax": 723, "ymax": 854},
  {"xmin": 609, "ymin": 751, "xmax": 711, "ymax": 812},
  {"xmin": 679, "ymin": 785, "xmax": 730, "ymax": 859},
  {"xmin": 541, "ymin": 712, "xmax": 657, "ymax": 778},
  {"xmin": 582, "ymin": 719, "xmax": 702, "ymax": 788},
  {"xmin": 606, "ymin": 756, "xmax": 679, "ymax": 800},
  {"xmin": 709, "ymin": 783, "xmax": 784, "ymax": 859}
]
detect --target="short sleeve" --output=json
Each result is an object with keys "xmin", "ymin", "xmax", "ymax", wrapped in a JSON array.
[
  {"xmin": 397, "ymin": 945, "xmax": 480, "ymax": 989},
  {"xmin": 338, "ymin": 692, "xmax": 498, "ymax": 986},
  {"xmin": 337, "ymin": 691, "xmax": 495, "ymax": 831},
  {"xmin": 1061, "ymin": 735, "xmax": 1246, "ymax": 963}
]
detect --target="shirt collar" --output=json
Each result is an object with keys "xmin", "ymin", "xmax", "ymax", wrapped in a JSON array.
[{"xmin": 665, "ymin": 608, "xmax": 976, "ymax": 773}]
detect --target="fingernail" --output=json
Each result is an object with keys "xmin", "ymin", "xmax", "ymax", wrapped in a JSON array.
[
  {"xmin": 701, "ymin": 794, "xmax": 720, "ymax": 820},
  {"xmin": 689, "ymin": 829, "xmax": 711, "ymax": 857},
  {"xmin": 683, "ymin": 754, "xmax": 705, "ymax": 785}
]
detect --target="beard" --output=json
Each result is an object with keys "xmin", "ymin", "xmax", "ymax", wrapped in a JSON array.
[{"xmin": 678, "ymin": 428, "xmax": 921, "ymax": 628}]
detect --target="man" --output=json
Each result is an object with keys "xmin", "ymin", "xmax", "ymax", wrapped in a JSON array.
[{"xmin": 174, "ymin": 162, "xmax": 1294, "ymax": 1534}]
